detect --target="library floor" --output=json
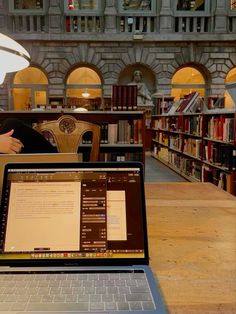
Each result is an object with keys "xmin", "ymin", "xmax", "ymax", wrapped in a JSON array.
[{"xmin": 145, "ymin": 152, "xmax": 187, "ymax": 182}]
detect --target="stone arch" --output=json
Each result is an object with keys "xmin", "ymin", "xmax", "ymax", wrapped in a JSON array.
[
  {"xmin": 172, "ymin": 63, "xmax": 211, "ymax": 84},
  {"xmin": 12, "ymin": 65, "xmax": 48, "ymax": 110},
  {"xmin": 118, "ymin": 63, "xmax": 156, "ymax": 95},
  {"xmin": 65, "ymin": 63, "xmax": 103, "ymax": 85},
  {"xmin": 171, "ymin": 63, "xmax": 211, "ymax": 101},
  {"xmin": 65, "ymin": 64, "xmax": 103, "ymax": 110},
  {"xmin": 224, "ymin": 66, "xmax": 236, "ymax": 108}
]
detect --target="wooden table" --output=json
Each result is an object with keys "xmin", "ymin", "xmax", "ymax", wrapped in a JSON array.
[{"xmin": 145, "ymin": 182, "xmax": 236, "ymax": 314}]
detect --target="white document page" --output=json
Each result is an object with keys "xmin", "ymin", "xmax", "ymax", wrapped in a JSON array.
[
  {"xmin": 5, "ymin": 181, "xmax": 81, "ymax": 252},
  {"xmin": 107, "ymin": 190, "xmax": 127, "ymax": 241}
]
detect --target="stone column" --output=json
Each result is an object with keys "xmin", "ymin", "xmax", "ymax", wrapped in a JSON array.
[
  {"xmin": 214, "ymin": 0, "xmax": 227, "ymax": 33},
  {"xmin": 48, "ymin": 0, "xmax": 62, "ymax": 33},
  {"xmin": 104, "ymin": 0, "xmax": 117, "ymax": 33},
  {"xmin": 159, "ymin": 0, "xmax": 174, "ymax": 33},
  {"xmin": 0, "ymin": 0, "xmax": 7, "ymax": 31}
]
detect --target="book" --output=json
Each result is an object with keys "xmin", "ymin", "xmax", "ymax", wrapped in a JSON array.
[{"xmin": 175, "ymin": 92, "xmax": 199, "ymax": 113}]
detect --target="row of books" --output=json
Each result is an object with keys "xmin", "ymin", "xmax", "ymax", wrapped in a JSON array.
[
  {"xmin": 99, "ymin": 152, "xmax": 142, "ymax": 162},
  {"xmin": 153, "ymin": 116, "xmax": 183, "ymax": 131},
  {"xmin": 182, "ymin": 115, "xmax": 202, "ymax": 136},
  {"xmin": 152, "ymin": 147, "xmax": 201, "ymax": 181},
  {"xmin": 153, "ymin": 114, "xmax": 235, "ymax": 142},
  {"xmin": 206, "ymin": 116, "xmax": 234, "ymax": 142},
  {"xmin": 156, "ymin": 133, "xmax": 202, "ymax": 159},
  {"xmin": 152, "ymin": 146, "xmax": 169, "ymax": 162},
  {"xmin": 175, "ymin": 91, "xmax": 199, "ymax": 113},
  {"xmin": 202, "ymin": 165, "xmax": 235, "ymax": 195},
  {"xmin": 154, "ymin": 133, "xmax": 168, "ymax": 146},
  {"xmin": 203, "ymin": 142, "xmax": 236, "ymax": 170},
  {"xmin": 168, "ymin": 152, "xmax": 201, "ymax": 181},
  {"xmin": 182, "ymin": 138, "xmax": 202, "ymax": 159},
  {"xmin": 112, "ymin": 85, "xmax": 138, "ymax": 111},
  {"xmin": 164, "ymin": 92, "xmax": 206, "ymax": 115},
  {"xmin": 82, "ymin": 120, "xmax": 143, "ymax": 145},
  {"xmin": 157, "ymin": 134, "xmax": 234, "ymax": 168}
]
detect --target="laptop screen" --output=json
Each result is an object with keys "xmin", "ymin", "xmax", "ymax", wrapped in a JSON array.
[{"xmin": 0, "ymin": 162, "xmax": 148, "ymax": 267}]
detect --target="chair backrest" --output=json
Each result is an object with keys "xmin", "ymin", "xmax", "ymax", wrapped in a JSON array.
[{"xmin": 34, "ymin": 115, "xmax": 100, "ymax": 161}]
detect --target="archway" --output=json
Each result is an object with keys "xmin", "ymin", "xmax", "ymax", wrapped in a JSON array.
[
  {"xmin": 66, "ymin": 66, "xmax": 102, "ymax": 110},
  {"xmin": 12, "ymin": 66, "xmax": 48, "ymax": 110},
  {"xmin": 225, "ymin": 67, "xmax": 236, "ymax": 108},
  {"xmin": 171, "ymin": 66, "xmax": 206, "ymax": 101}
]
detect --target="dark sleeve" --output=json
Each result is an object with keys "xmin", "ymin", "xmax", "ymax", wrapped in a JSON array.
[{"xmin": 0, "ymin": 119, "xmax": 58, "ymax": 153}]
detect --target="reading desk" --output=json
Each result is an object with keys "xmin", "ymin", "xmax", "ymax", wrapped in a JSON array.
[{"xmin": 145, "ymin": 182, "xmax": 236, "ymax": 314}]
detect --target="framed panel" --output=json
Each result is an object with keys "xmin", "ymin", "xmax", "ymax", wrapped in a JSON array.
[
  {"xmin": 176, "ymin": 0, "xmax": 205, "ymax": 11},
  {"xmin": 174, "ymin": 0, "xmax": 210, "ymax": 15},
  {"xmin": 9, "ymin": 0, "xmax": 46, "ymax": 13},
  {"xmin": 118, "ymin": 0, "xmax": 156, "ymax": 15},
  {"xmin": 65, "ymin": 0, "xmax": 102, "ymax": 14},
  {"xmin": 230, "ymin": 0, "xmax": 236, "ymax": 10}
]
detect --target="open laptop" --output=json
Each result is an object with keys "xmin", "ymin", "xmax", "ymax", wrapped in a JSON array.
[{"xmin": 0, "ymin": 161, "xmax": 167, "ymax": 314}]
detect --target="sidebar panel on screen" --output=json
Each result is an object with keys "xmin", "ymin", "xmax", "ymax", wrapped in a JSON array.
[{"xmin": 80, "ymin": 178, "xmax": 107, "ymax": 252}]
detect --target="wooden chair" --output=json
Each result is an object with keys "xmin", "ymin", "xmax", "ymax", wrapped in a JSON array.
[{"xmin": 34, "ymin": 115, "xmax": 100, "ymax": 161}]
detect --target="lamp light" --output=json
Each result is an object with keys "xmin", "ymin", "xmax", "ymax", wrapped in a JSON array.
[
  {"xmin": 82, "ymin": 89, "xmax": 90, "ymax": 98},
  {"xmin": 0, "ymin": 33, "xmax": 30, "ymax": 84}
]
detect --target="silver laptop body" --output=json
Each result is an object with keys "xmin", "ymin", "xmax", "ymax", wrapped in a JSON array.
[{"xmin": 0, "ymin": 161, "xmax": 167, "ymax": 314}]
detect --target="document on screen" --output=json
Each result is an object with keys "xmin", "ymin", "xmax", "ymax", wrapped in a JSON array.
[{"xmin": 4, "ymin": 181, "xmax": 81, "ymax": 252}]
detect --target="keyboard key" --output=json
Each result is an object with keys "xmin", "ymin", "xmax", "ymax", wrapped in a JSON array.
[
  {"xmin": 90, "ymin": 302, "xmax": 104, "ymax": 311},
  {"xmin": 129, "ymin": 301, "xmax": 143, "ymax": 310},
  {"xmin": 105, "ymin": 302, "xmax": 117, "ymax": 310},
  {"xmin": 142, "ymin": 301, "xmax": 155, "ymax": 310},
  {"xmin": 27, "ymin": 302, "xmax": 89, "ymax": 311},
  {"xmin": 117, "ymin": 302, "xmax": 130, "ymax": 310},
  {"xmin": 126, "ymin": 293, "xmax": 152, "ymax": 301}
]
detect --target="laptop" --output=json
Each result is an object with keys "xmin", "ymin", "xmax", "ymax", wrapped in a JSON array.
[{"xmin": 0, "ymin": 161, "xmax": 167, "ymax": 314}]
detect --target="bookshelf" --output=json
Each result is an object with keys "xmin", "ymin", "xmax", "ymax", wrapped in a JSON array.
[
  {"xmin": 153, "ymin": 96, "xmax": 175, "ymax": 115},
  {"xmin": 48, "ymin": 97, "xmax": 64, "ymax": 110},
  {"xmin": 0, "ymin": 111, "xmax": 146, "ymax": 164},
  {"xmin": 151, "ymin": 111, "xmax": 236, "ymax": 195}
]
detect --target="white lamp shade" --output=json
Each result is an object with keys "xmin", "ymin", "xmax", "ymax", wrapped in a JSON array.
[
  {"xmin": 0, "ymin": 72, "xmax": 6, "ymax": 84},
  {"xmin": 82, "ymin": 89, "xmax": 90, "ymax": 98},
  {"xmin": 0, "ymin": 33, "xmax": 30, "ymax": 82}
]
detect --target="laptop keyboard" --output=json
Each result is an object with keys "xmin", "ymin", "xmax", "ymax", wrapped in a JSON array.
[{"xmin": 0, "ymin": 271, "xmax": 155, "ymax": 312}]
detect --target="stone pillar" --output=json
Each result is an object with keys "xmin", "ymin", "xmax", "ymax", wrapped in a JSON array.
[
  {"xmin": 48, "ymin": 0, "xmax": 62, "ymax": 33},
  {"xmin": 159, "ymin": 0, "xmax": 174, "ymax": 33},
  {"xmin": 214, "ymin": 0, "xmax": 227, "ymax": 33},
  {"xmin": 104, "ymin": 0, "xmax": 117, "ymax": 33},
  {"xmin": 0, "ymin": 0, "xmax": 7, "ymax": 31}
]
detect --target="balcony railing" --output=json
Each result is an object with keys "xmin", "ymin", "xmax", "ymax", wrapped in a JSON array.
[
  {"xmin": 65, "ymin": 16, "xmax": 104, "ymax": 33},
  {"xmin": 228, "ymin": 16, "xmax": 236, "ymax": 32},
  {"xmin": 11, "ymin": 15, "xmax": 47, "ymax": 32},
  {"xmin": 7, "ymin": 13, "xmax": 236, "ymax": 35},
  {"xmin": 174, "ymin": 16, "xmax": 212, "ymax": 32},
  {"xmin": 118, "ymin": 16, "xmax": 157, "ymax": 33}
]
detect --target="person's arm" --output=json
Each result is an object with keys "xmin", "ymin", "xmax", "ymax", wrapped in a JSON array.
[{"xmin": 0, "ymin": 130, "xmax": 24, "ymax": 154}]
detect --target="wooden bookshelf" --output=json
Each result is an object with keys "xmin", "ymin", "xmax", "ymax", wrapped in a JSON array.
[
  {"xmin": 0, "ymin": 110, "xmax": 146, "ymax": 163},
  {"xmin": 153, "ymin": 96, "xmax": 174, "ymax": 115},
  {"xmin": 48, "ymin": 97, "xmax": 64, "ymax": 109},
  {"xmin": 151, "ymin": 111, "xmax": 236, "ymax": 195}
]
